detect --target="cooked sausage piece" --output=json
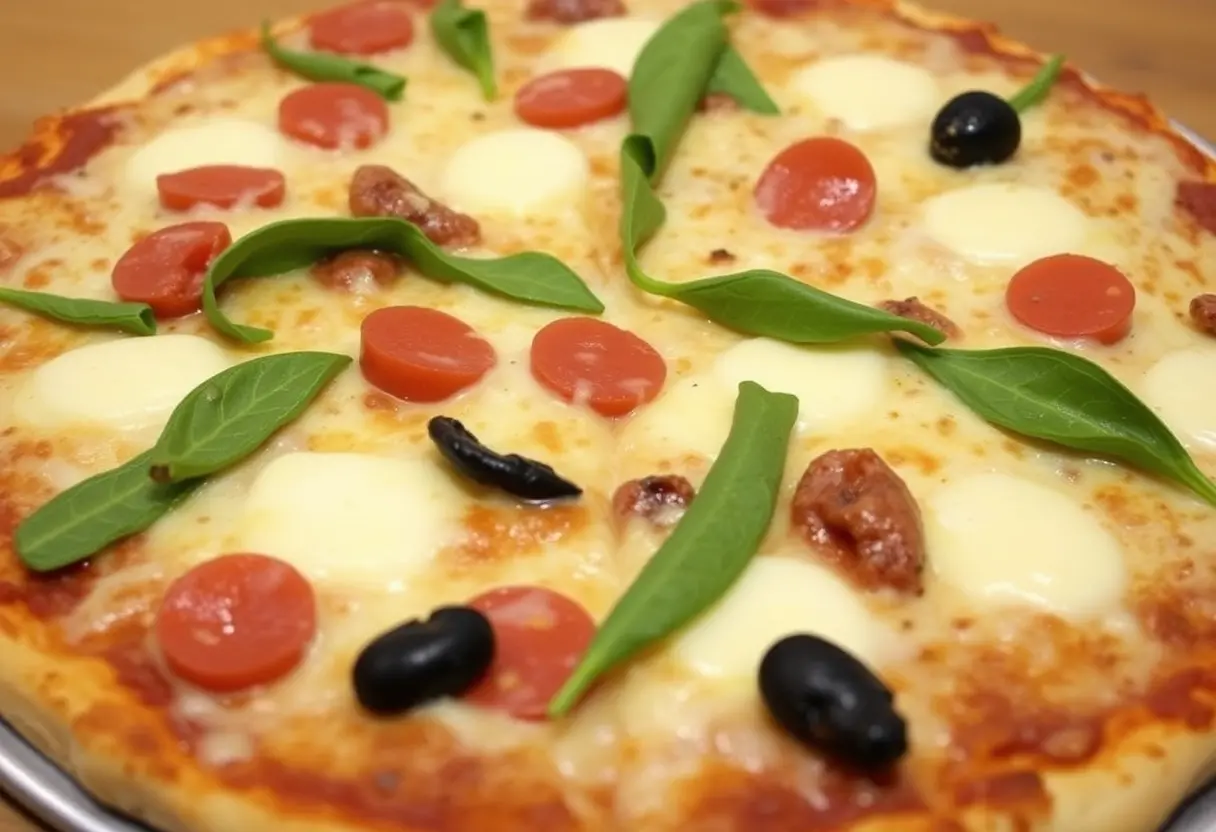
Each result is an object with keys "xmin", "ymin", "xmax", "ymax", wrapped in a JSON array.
[
  {"xmin": 1190, "ymin": 293, "xmax": 1216, "ymax": 337},
  {"xmin": 311, "ymin": 250, "xmax": 401, "ymax": 292},
  {"xmin": 699, "ymin": 92, "xmax": 739, "ymax": 113},
  {"xmin": 1176, "ymin": 181, "xmax": 1216, "ymax": 235},
  {"xmin": 349, "ymin": 164, "xmax": 480, "ymax": 248},
  {"xmin": 612, "ymin": 475, "xmax": 695, "ymax": 528},
  {"xmin": 878, "ymin": 297, "xmax": 961, "ymax": 339},
  {"xmin": 790, "ymin": 449, "xmax": 925, "ymax": 595},
  {"xmin": 526, "ymin": 0, "xmax": 624, "ymax": 23}
]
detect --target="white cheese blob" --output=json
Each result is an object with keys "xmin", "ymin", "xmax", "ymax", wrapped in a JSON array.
[
  {"xmin": 546, "ymin": 18, "xmax": 660, "ymax": 77},
  {"xmin": 617, "ymin": 376, "xmax": 735, "ymax": 469},
  {"xmin": 440, "ymin": 129, "xmax": 589, "ymax": 215},
  {"xmin": 124, "ymin": 118, "xmax": 287, "ymax": 192},
  {"xmin": 927, "ymin": 472, "xmax": 1126, "ymax": 617},
  {"xmin": 236, "ymin": 452, "xmax": 465, "ymax": 588},
  {"xmin": 1141, "ymin": 347, "xmax": 1216, "ymax": 451},
  {"xmin": 674, "ymin": 556, "xmax": 884, "ymax": 678},
  {"xmin": 789, "ymin": 54, "xmax": 939, "ymax": 131},
  {"xmin": 14, "ymin": 335, "xmax": 230, "ymax": 432},
  {"xmin": 921, "ymin": 183, "xmax": 1088, "ymax": 264}
]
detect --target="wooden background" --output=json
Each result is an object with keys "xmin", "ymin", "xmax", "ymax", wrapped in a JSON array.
[{"xmin": 0, "ymin": 0, "xmax": 1213, "ymax": 829}]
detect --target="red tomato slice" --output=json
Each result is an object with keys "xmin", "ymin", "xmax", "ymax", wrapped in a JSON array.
[
  {"xmin": 463, "ymin": 586, "xmax": 597, "ymax": 720},
  {"xmin": 530, "ymin": 317, "xmax": 667, "ymax": 418},
  {"xmin": 514, "ymin": 69, "xmax": 628, "ymax": 129},
  {"xmin": 753, "ymin": 136, "xmax": 877, "ymax": 232},
  {"xmin": 110, "ymin": 221, "xmax": 231, "ymax": 319},
  {"xmin": 155, "ymin": 554, "xmax": 317, "ymax": 693},
  {"xmin": 1005, "ymin": 253, "xmax": 1137, "ymax": 344},
  {"xmin": 278, "ymin": 83, "xmax": 389, "ymax": 150},
  {"xmin": 309, "ymin": 1, "xmax": 415, "ymax": 55},
  {"xmin": 156, "ymin": 165, "xmax": 286, "ymax": 212},
  {"xmin": 360, "ymin": 305, "xmax": 497, "ymax": 402}
]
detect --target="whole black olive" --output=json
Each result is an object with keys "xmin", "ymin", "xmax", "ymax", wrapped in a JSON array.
[
  {"xmin": 929, "ymin": 90, "xmax": 1022, "ymax": 169},
  {"xmin": 353, "ymin": 606, "xmax": 494, "ymax": 716},
  {"xmin": 758, "ymin": 633, "xmax": 907, "ymax": 768},
  {"xmin": 428, "ymin": 416, "xmax": 582, "ymax": 502}
]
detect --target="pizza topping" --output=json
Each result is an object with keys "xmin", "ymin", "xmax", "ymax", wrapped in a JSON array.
[
  {"xmin": 612, "ymin": 475, "xmax": 695, "ymax": 528},
  {"xmin": 754, "ymin": 137, "xmax": 877, "ymax": 233},
  {"xmin": 789, "ymin": 55, "xmax": 938, "ymax": 132},
  {"xmin": 353, "ymin": 606, "xmax": 494, "ymax": 715},
  {"xmin": 514, "ymin": 69, "xmax": 628, "ymax": 129},
  {"xmin": 550, "ymin": 382, "xmax": 799, "ymax": 715},
  {"xmin": 1176, "ymin": 180, "xmax": 1216, "ymax": 235},
  {"xmin": 263, "ymin": 23, "xmax": 407, "ymax": 101},
  {"xmin": 0, "ymin": 287, "xmax": 155, "ymax": 335},
  {"xmin": 308, "ymin": 1, "xmax": 415, "ymax": 55},
  {"xmin": 310, "ymin": 250, "xmax": 401, "ymax": 291},
  {"xmin": 430, "ymin": 0, "xmax": 497, "ymax": 100},
  {"xmin": 349, "ymin": 164, "xmax": 481, "ymax": 247},
  {"xmin": 1006, "ymin": 254, "xmax": 1136, "ymax": 345},
  {"xmin": 112, "ymin": 221, "xmax": 231, "ymax": 319},
  {"xmin": 441, "ymin": 129, "xmax": 590, "ymax": 216},
  {"xmin": 464, "ymin": 586, "xmax": 597, "ymax": 720},
  {"xmin": 921, "ymin": 184, "xmax": 1087, "ymax": 264},
  {"xmin": 360, "ymin": 306, "xmax": 496, "ymax": 402},
  {"xmin": 759, "ymin": 634, "xmax": 907, "ymax": 768},
  {"xmin": 1141, "ymin": 348, "xmax": 1216, "ymax": 452},
  {"xmin": 156, "ymin": 165, "xmax": 286, "ymax": 212},
  {"xmin": 546, "ymin": 18, "xmax": 659, "ymax": 78},
  {"xmin": 156, "ymin": 553, "xmax": 317, "ymax": 693},
  {"xmin": 277, "ymin": 82, "xmax": 389, "ymax": 149},
  {"xmin": 428, "ymin": 416, "xmax": 582, "ymax": 501},
  {"xmin": 1190, "ymin": 294, "xmax": 1216, "ymax": 336},
  {"xmin": 526, "ymin": 0, "xmax": 624, "ymax": 24},
  {"xmin": 790, "ymin": 449, "xmax": 925, "ymax": 595},
  {"xmin": 877, "ymin": 297, "xmax": 960, "ymax": 340},
  {"xmin": 703, "ymin": 45, "xmax": 781, "ymax": 115},
  {"xmin": 124, "ymin": 119, "xmax": 287, "ymax": 193},
  {"xmin": 530, "ymin": 317, "xmax": 667, "ymax": 418}
]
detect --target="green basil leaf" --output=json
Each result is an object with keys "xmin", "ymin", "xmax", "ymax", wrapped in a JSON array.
[
  {"xmin": 202, "ymin": 217, "xmax": 604, "ymax": 343},
  {"xmin": 0, "ymin": 287, "xmax": 155, "ymax": 336},
  {"xmin": 15, "ymin": 452, "xmax": 201, "ymax": 573},
  {"xmin": 548, "ymin": 380, "xmax": 798, "ymax": 715},
  {"xmin": 896, "ymin": 341, "xmax": 1216, "ymax": 507},
  {"xmin": 261, "ymin": 23, "xmax": 406, "ymax": 101},
  {"xmin": 430, "ymin": 0, "xmax": 496, "ymax": 100},
  {"xmin": 149, "ymin": 352, "xmax": 351, "ymax": 483},
  {"xmin": 1007, "ymin": 53, "xmax": 1065, "ymax": 112},
  {"xmin": 705, "ymin": 45, "xmax": 780, "ymax": 115}
]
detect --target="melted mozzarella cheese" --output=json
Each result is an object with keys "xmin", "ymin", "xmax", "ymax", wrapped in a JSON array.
[
  {"xmin": 921, "ymin": 183, "xmax": 1088, "ymax": 264},
  {"xmin": 124, "ymin": 118, "xmax": 287, "ymax": 192},
  {"xmin": 14, "ymin": 334, "xmax": 230, "ymax": 432},
  {"xmin": 439, "ymin": 129, "xmax": 589, "ymax": 215},
  {"xmin": 926, "ymin": 472, "xmax": 1126, "ymax": 617},
  {"xmin": 235, "ymin": 452, "xmax": 466, "ymax": 588},
  {"xmin": 1141, "ymin": 347, "xmax": 1216, "ymax": 451},
  {"xmin": 617, "ymin": 376, "xmax": 735, "ymax": 474},
  {"xmin": 788, "ymin": 55, "xmax": 939, "ymax": 131},
  {"xmin": 546, "ymin": 18, "xmax": 660, "ymax": 77}
]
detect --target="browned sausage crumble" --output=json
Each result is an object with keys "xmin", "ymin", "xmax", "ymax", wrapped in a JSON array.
[
  {"xmin": 348, "ymin": 164, "xmax": 481, "ymax": 248},
  {"xmin": 1189, "ymin": 293, "xmax": 1216, "ymax": 336},
  {"xmin": 878, "ymin": 297, "xmax": 961, "ymax": 340},
  {"xmin": 1176, "ymin": 181, "xmax": 1216, "ymax": 235},
  {"xmin": 526, "ymin": 0, "xmax": 625, "ymax": 23},
  {"xmin": 708, "ymin": 247, "xmax": 737, "ymax": 264},
  {"xmin": 612, "ymin": 475, "xmax": 695, "ymax": 528},
  {"xmin": 310, "ymin": 250, "xmax": 401, "ymax": 292},
  {"xmin": 698, "ymin": 92, "xmax": 739, "ymax": 113}
]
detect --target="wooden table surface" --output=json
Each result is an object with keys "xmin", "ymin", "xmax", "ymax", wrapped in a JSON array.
[{"xmin": 0, "ymin": 0, "xmax": 1213, "ymax": 829}]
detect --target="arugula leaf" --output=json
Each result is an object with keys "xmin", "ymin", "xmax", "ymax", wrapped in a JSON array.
[
  {"xmin": 1008, "ymin": 54, "xmax": 1066, "ymax": 113},
  {"xmin": 548, "ymin": 381, "xmax": 798, "ymax": 715},
  {"xmin": 430, "ymin": 0, "xmax": 496, "ymax": 100},
  {"xmin": 149, "ymin": 352, "xmax": 351, "ymax": 483},
  {"xmin": 897, "ymin": 341, "xmax": 1216, "ymax": 507},
  {"xmin": 201, "ymin": 217, "xmax": 604, "ymax": 343},
  {"xmin": 261, "ymin": 23, "xmax": 406, "ymax": 101},
  {"xmin": 0, "ymin": 287, "xmax": 155, "ymax": 336},
  {"xmin": 705, "ymin": 45, "xmax": 780, "ymax": 115}
]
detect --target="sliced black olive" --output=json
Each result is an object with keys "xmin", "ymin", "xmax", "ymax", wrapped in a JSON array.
[
  {"xmin": 427, "ymin": 416, "xmax": 582, "ymax": 502},
  {"xmin": 353, "ymin": 606, "xmax": 494, "ymax": 716},
  {"xmin": 929, "ymin": 90, "xmax": 1022, "ymax": 169},
  {"xmin": 758, "ymin": 633, "xmax": 907, "ymax": 769}
]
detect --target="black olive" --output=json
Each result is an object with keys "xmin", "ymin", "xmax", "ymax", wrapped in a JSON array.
[
  {"xmin": 929, "ymin": 90, "xmax": 1022, "ymax": 169},
  {"xmin": 758, "ymin": 633, "xmax": 907, "ymax": 768},
  {"xmin": 353, "ymin": 606, "xmax": 494, "ymax": 716},
  {"xmin": 427, "ymin": 416, "xmax": 582, "ymax": 502}
]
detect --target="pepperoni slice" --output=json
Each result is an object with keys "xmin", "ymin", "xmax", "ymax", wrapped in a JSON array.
[
  {"xmin": 278, "ymin": 83, "xmax": 389, "ymax": 150},
  {"xmin": 754, "ymin": 137, "xmax": 877, "ymax": 232},
  {"xmin": 530, "ymin": 317, "xmax": 666, "ymax": 417},
  {"xmin": 1005, "ymin": 253, "xmax": 1137, "ymax": 345},
  {"xmin": 514, "ymin": 69, "xmax": 628, "ymax": 130},
  {"xmin": 309, "ymin": 1, "xmax": 415, "ymax": 55},
  {"xmin": 463, "ymin": 586, "xmax": 597, "ymax": 721},
  {"xmin": 360, "ymin": 305, "xmax": 497, "ymax": 402},
  {"xmin": 111, "ymin": 221, "xmax": 231, "ymax": 318},
  {"xmin": 155, "ymin": 554, "xmax": 316, "ymax": 693},
  {"xmin": 156, "ymin": 165, "xmax": 286, "ymax": 212}
]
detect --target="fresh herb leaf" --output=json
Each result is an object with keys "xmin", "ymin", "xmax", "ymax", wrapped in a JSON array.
[
  {"xmin": 896, "ymin": 341, "xmax": 1216, "ymax": 507},
  {"xmin": 149, "ymin": 352, "xmax": 351, "ymax": 483},
  {"xmin": 202, "ymin": 217, "xmax": 604, "ymax": 343},
  {"xmin": 705, "ymin": 45, "xmax": 780, "ymax": 115},
  {"xmin": 15, "ymin": 452, "xmax": 201, "ymax": 573},
  {"xmin": 0, "ymin": 287, "xmax": 155, "ymax": 336},
  {"xmin": 261, "ymin": 23, "xmax": 406, "ymax": 101},
  {"xmin": 548, "ymin": 380, "xmax": 798, "ymax": 715},
  {"xmin": 1007, "ymin": 54, "xmax": 1065, "ymax": 112},
  {"xmin": 430, "ymin": 0, "xmax": 496, "ymax": 100}
]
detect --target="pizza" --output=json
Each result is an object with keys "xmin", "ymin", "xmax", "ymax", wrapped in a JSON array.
[{"xmin": 1, "ymin": 0, "xmax": 1215, "ymax": 830}]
